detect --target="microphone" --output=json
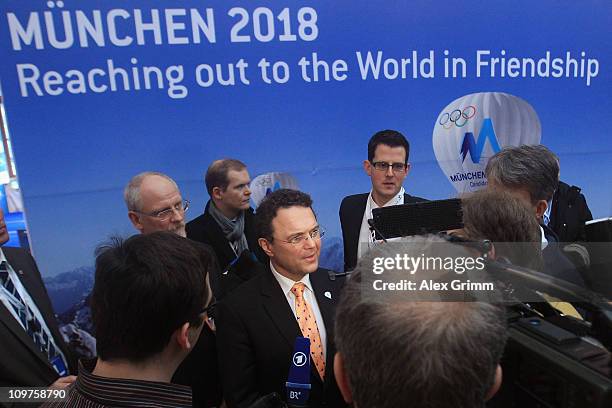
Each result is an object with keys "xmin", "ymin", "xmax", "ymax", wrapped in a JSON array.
[{"xmin": 286, "ymin": 337, "xmax": 311, "ymax": 407}]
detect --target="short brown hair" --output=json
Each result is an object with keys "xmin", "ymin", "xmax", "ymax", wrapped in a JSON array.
[
  {"xmin": 461, "ymin": 189, "xmax": 543, "ymax": 270},
  {"xmin": 204, "ymin": 159, "xmax": 247, "ymax": 195},
  {"xmin": 255, "ymin": 189, "xmax": 313, "ymax": 242},
  {"xmin": 92, "ymin": 232, "xmax": 212, "ymax": 362}
]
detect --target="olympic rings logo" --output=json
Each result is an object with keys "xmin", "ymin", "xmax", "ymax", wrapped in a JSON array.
[{"xmin": 438, "ymin": 106, "xmax": 477, "ymax": 129}]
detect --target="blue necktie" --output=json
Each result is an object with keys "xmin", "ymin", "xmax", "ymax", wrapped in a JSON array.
[{"xmin": 0, "ymin": 260, "xmax": 65, "ymax": 373}]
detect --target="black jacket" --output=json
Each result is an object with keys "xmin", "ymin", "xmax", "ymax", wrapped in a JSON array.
[
  {"xmin": 339, "ymin": 192, "xmax": 426, "ymax": 271},
  {"xmin": 187, "ymin": 201, "xmax": 263, "ymax": 271},
  {"xmin": 549, "ymin": 181, "xmax": 593, "ymax": 243},
  {"xmin": 541, "ymin": 224, "xmax": 586, "ymax": 288},
  {"xmin": 187, "ymin": 201, "xmax": 267, "ymax": 299},
  {"xmin": 172, "ymin": 242, "xmax": 223, "ymax": 408}
]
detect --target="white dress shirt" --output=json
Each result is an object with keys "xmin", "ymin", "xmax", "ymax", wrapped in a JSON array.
[
  {"xmin": 357, "ymin": 187, "xmax": 405, "ymax": 260},
  {"xmin": 270, "ymin": 262, "xmax": 327, "ymax": 359}
]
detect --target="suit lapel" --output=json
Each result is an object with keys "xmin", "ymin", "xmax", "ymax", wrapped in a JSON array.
[
  {"xmin": 309, "ymin": 268, "xmax": 340, "ymax": 386},
  {"xmin": 244, "ymin": 209, "xmax": 258, "ymax": 253},
  {"xmin": 0, "ymin": 305, "xmax": 56, "ymax": 375},
  {"xmin": 310, "ymin": 269, "xmax": 337, "ymax": 336},
  {"xmin": 260, "ymin": 268, "xmax": 301, "ymax": 348},
  {"xmin": 347, "ymin": 194, "xmax": 368, "ymax": 269},
  {"xmin": 1, "ymin": 250, "xmax": 57, "ymax": 374}
]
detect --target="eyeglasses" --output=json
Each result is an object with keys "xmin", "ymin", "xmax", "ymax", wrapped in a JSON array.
[
  {"xmin": 277, "ymin": 226, "xmax": 325, "ymax": 246},
  {"xmin": 133, "ymin": 200, "xmax": 190, "ymax": 221},
  {"xmin": 371, "ymin": 161, "xmax": 408, "ymax": 173}
]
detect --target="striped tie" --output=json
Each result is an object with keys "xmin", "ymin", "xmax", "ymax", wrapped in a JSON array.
[
  {"xmin": 0, "ymin": 261, "xmax": 65, "ymax": 373},
  {"xmin": 291, "ymin": 282, "xmax": 325, "ymax": 380}
]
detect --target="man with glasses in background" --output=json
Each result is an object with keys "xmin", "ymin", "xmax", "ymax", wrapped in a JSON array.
[
  {"xmin": 125, "ymin": 171, "xmax": 190, "ymax": 237},
  {"xmin": 339, "ymin": 130, "xmax": 426, "ymax": 271},
  {"xmin": 216, "ymin": 189, "xmax": 347, "ymax": 408},
  {"xmin": 124, "ymin": 171, "xmax": 221, "ymax": 407}
]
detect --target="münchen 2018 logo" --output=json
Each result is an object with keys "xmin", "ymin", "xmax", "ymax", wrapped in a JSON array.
[{"xmin": 438, "ymin": 105, "xmax": 501, "ymax": 164}]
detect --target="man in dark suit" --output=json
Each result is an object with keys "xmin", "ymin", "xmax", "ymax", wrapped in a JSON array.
[
  {"xmin": 217, "ymin": 189, "xmax": 347, "ymax": 408},
  {"xmin": 0, "ymin": 208, "xmax": 76, "ymax": 390},
  {"xmin": 187, "ymin": 159, "xmax": 266, "ymax": 296},
  {"xmin": 485, "ymin": 145, "xmax": 585, "ymax": 287},
  {"xmin": 340, "ymin": 130, "xmax": 425, "ymax": 271}
]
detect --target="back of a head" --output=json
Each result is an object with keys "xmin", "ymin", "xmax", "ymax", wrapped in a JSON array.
[
  {"xmin": 462, "ymin": 188, "xmax": 543, "ymax": 270},
  {"xmin": 204, "ymin": 158, "xmax": 247, "ymax": 196},
  {"xmin": 485, "ymin": 144, "xmax": 559, "ymax": 202},
  {"xmin": 335, "ymin": 236, "xmax": 507, "ymax": 408},
  {"xmin": 92, "ymin": 231, "xmax": 212, "ymax": 362},
  {"xmin": 367, "ymin": 129, "xmax": 410, "ymax": 162}
]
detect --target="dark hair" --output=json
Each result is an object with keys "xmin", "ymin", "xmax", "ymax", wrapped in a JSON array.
[
  {"xmin": 367, "ymin": 129, "xmax": 410, "ymax": 163},
  {"xmin": 255, "ymin": 189, "xmax": 313, "ymax": 241},
  {"xmin": 92, "ymin": 231, "xmax": 212, "ymax": 362},
  {"xmin": 335, "ymin": 237, "xmax": 507, "ymax": 408},
  {"xmin": 485, "ymin": 145, "xmax": 559, "ymax": 202},
  {"xmin": 461, "ymin": 189, "xmax": 543, "ymax": 270},
  {"xmin": 205, "ymin": 159, "xmax": 247, "ymax": 196}
]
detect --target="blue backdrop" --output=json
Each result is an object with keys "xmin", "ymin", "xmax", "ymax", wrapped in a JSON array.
[{"xmin": 0, "ymin": 1, "xmax": 610, "ymax": 315}]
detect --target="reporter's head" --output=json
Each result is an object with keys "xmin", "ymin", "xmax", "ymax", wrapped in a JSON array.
[
  {"xmin": 92, "ymin": 232, "xmax": 213, "ymax": 364},
  {"xmin": 334, "ymin": 236, "xmax": 507, "ymax": 408}
]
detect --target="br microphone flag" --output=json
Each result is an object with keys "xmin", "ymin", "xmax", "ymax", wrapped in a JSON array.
[{"xmin": 286, "ymin": 336, "xmax": 312, "ymax": 407}]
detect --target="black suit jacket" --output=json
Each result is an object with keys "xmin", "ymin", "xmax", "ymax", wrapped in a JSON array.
[
  {"xmin": 550, "ymin": 181, "xmax": 593, "ymax": 243},
  {"xmin": 541, "ymin": 224, "xmax": 586, "ymax": 288},
  {"xmin": 187, "ymin": 201, "xmax": 263, "ymax": 271},
  {"xmin": 339, "ymin": 192, "xmax": 426, "ymax": 271},
  {"xmin": 0, "ymin": 247, "xmax": 75, "ymax": 388},
  {"xmin": 172, "ymin": 241, "xmax": 223, "ymax": 408},
  {"xmin": 216, "ymin": 266, "xmax": 347, "ymax": 408}
]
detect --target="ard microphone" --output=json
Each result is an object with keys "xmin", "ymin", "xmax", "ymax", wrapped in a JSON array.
[{"xmin": 286, "ymin": 337, "xmax": 311, "ymax": 407}]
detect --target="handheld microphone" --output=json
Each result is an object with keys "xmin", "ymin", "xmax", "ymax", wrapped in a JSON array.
[{"xmin": 286, "ymin": 337, "xmax": 311, "ymax": 407}]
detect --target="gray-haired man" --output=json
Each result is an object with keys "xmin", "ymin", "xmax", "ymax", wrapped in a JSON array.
[
  {"xmin": 485, "ymin": 145, "xmax": 585, "ymax": 287},
  {"xmin": 124, "ymin": 171, "xmax": 189, "ymax": 237}
]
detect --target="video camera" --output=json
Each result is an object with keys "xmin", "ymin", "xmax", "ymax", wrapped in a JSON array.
[{"xmin": 370, "ymin": 200, "xmax": 612, "ymax": 408}]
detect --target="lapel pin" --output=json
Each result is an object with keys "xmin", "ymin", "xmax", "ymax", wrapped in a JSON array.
[
  {"xmin": 18, "ymin": 270, "xmax": 23, "ymax": 275},
  {"xmin": 324, "ymin": 291, "xmax": 332, "ymax": 299}
]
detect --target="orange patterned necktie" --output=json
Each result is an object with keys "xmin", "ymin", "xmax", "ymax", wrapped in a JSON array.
[{"xmin": 291, "ymin": 282, "xmax": 325, "ymax": 380}]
